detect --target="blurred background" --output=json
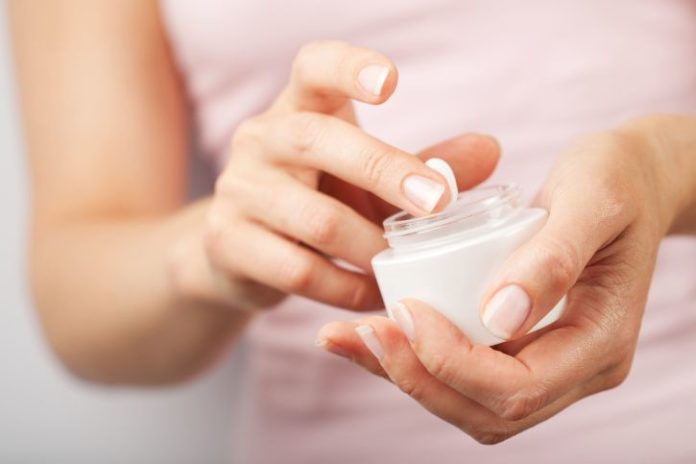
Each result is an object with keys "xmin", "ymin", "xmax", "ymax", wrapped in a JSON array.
[{"xmin": 0, "ymin": 4, "xmax": 238, "ymax": 462}]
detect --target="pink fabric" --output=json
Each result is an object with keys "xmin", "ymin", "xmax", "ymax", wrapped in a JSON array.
[{"xmin": 160, "ymin": 1, "xmax": 696, "ymax": 462}]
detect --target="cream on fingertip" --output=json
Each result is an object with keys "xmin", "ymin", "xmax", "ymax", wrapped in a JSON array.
[{"xmin": 425, "ymin": 157, "xmax": 458, "ymax": 209}]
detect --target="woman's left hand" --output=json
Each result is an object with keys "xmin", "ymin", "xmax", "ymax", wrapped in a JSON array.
[{"xmin": 316, "ymin": 117, "xmax": 694, "ymax": 444}]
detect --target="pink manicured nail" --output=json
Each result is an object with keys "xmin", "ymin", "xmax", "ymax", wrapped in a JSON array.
[
  {"xmin": 355, "ymin": 325, "xmax": 385, "ymax": 361},
  {"xmin": 390, "ymin": 302, "xmax": 415, "ymax": 342},
  {"xmin": 403, "ymin": 175, "xmax": 445, "ymax": 212},
  {"xmin": 482, "ymin": 285, "xmax": 531, "ymax": 340},
  {"xmin": 315, "ymin": 338, "xmax": 351, "ymax": 359},
  {"xmin": 357, "ymin": 64, "xmax": 390, "ymax": 96}
]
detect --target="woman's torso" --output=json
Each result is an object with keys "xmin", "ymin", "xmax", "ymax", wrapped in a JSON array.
[{"xmin": 160, "ymin": 1, "xmax": 696, "ymax": 462}]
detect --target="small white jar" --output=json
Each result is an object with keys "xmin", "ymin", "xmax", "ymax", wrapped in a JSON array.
[{"xmin": 371, "ymin": 184, "xmax": 565, "ymax": 346}]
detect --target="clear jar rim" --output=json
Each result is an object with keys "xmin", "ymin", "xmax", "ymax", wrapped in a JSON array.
[{"xmin": 383, "ymin": 184, "xmax": 521, "ymax": 246}]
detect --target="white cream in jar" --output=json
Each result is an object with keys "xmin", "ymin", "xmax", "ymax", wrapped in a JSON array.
[{"xmin": 372, "ymin": 163, "xmax": 565, "ymax": 345}]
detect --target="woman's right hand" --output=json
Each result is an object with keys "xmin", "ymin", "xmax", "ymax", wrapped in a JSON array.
[{"xmin": 171, "ymin": 41, "xmax": 500, "ymax": 313}]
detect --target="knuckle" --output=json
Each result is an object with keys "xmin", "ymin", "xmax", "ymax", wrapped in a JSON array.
[
  {"xmin": 422, "ymin": 350, "xmax": 458, "ymax": 384},
  {"xmin": 395, "ymin": 377, "xmax": 428, "ymax": 403},
  {"xmin": 293, "ymin": 40, "xmax": 350, "ymax": 78},
  {"xmin": 494, "ymin": 388, "xmax": 548, "ymax": 421},
  {"xmin": 496, "ymin": 397, "xmax": 533, "ymax": 422},
  {"xmin": 213, "ymin": 173, "xmax": 233, "ymax": 197},
  {"xmin": 605, "ymin": 362, "xmax": 631, "ymax": 390},
  {"xmin": 203, "ymin": 206, "xmax": 227, "ymax": 259},
  {"xmin": 287, "ymin": 112, "xmax": 324, "ymax": 155},
  {"xmin": 292, "ymin": 41, "xmax": 324, "ymax": 78},
  {"xmin": 291, "ymin": 45, "xmax": 312, "ymax": 81},
  {"xmin": 592, "ymin": 179, "xmax": 637, "ymax": 227},
  {"xmin": 360, "ymin": 145, "xmax": 393, "ymax": 188},
  {"xmin": 214, "ymin": 169, "xmax": 250, "ymax": 199},
  {"xmin": 536, "ymin": 239, "xmax": 580, "ymax": 293},
  {"xmin": 611, "ymin": 326, "xmax": 638, "ymax": 357},
  {"xmin": 305, "ymin": 205, "xmax": 341, "ymax": 246},
  {"xmin": 230, "ymin": 118, "xmax": 262, "ymax": 152},
  {"xmin": 278, "ymin": 254, "xmax": 315, "ymax": 293},
  {"xmin": 470, "ymin": 427, "xmax": 514, "ymax": 446}
]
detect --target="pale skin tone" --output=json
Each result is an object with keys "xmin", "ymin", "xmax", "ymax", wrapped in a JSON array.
[
  {"xmin": 9, "ymin": 0, "xmax": 497, "ymax": 384},
  {"xmin": 9, "ymin": 0, "xmax": 696, "ymax": 442}
]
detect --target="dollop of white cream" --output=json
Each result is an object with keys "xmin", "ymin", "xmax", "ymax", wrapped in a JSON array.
[{"xmin": 425, "ymin": 158, "xmax": 458, "ymax": 210}]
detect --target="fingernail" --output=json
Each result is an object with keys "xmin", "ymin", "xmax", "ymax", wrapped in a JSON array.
[
  {"xmin": 315, "ymin": 338, "xmax": 351, "ymax": 359},
  {"xmin": 403, "ymin": 175, "xmax": 445, "ymax": 212},
  {"xmin": 390, "ymin": 302, "xmax": 415, "ymax": 342},
  {"xmin": 358, "ymin": 64, "xmax": 390, "ymax": 96},
  {"xmin": 482, "ymin": 285, "xmax": 532, "ymax": 340},
  {"xmin": 355, "ymin": 325, "xmax": 384, "ymax": 361}
]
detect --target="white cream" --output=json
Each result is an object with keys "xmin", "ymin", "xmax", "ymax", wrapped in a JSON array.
[
  {"xmin": 425, "ymin": 158, "xmax": 458, "ymax": 209},
  {"xmin": 372, "ymin": 165, "xmax": 564, "ymax": 345}
]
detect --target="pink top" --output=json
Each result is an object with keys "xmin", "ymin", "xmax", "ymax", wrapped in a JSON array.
[{"xmin": 160, "ymin": 1, "xmax": 696, "ymax": 462}]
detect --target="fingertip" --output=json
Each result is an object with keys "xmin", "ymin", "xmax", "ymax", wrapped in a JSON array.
[
  {"xmin": 475, "ymin": 134, "xmax": 502, "ymax": 177},
  {"xmin": 380, "ymin": 64, "xmax": 399, "ymax": 100},
  {"xmin": 356, "ymin": 61, "xmax": 398, "ymax": 103},
  {"xmin": 473, "ymin": 133, "xmax": 501, "ymax": 157},
  {"xmin": 316, "ymin": 321, "xmax": 353, "ymax": 342},
  {"xmin": 480, "ymin": 284, "xmax": 532, "ymax": 341},
  {"xmin": 316, "ymin": 321, "xmax": 365, "ymax": 360},
  {"xmin": 417, "ymin": 133, "xmax": 501, "ymax": 192},
  {"xmin": 355, "ymin": 315, "xmax": 404, "ymax": 342},
  {"xmin": 287, "ymin": 40, "xmax": 399, "ymax": 112}
]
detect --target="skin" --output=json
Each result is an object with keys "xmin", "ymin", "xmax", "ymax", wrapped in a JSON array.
[
  {"xmin": 318, "ymin": 116, "xmax": 696, "ymax": 444},
  {"xmin": 9, "ymin": 0, "xmax": 696, "ymax": 443},
  {"xmin": 9, "ymin": 0, "xmax": 498, "ymax": 384}
]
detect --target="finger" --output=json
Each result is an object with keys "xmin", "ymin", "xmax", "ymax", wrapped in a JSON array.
[
  {"xmin": 318, "ymin": 176, "xmax": 385, "ymax": 224},
  {"xmin": 322, "ymin": 315, "xmax": 597, "ymax": 444},
  {"xmin": 243, "ymin": 112, "xmax": 454, "ymax": 216},
  {"xmin": 169, "ymin": 215, "xmax": 285, "ymax": 310},
  {"xmin": 501, "ymin": 238, "xmax": 651, "ymax": 416},
  {"xmin": 272, "ymin": 40, "xmax": 397, "ymax": 114},
  {"xmin": 367, "ymin": 133, "xmax": 501, "ymax": 218},
  {"xmin": 478, "ymin": 174, "xmax": 635, "ymax": 340},
  {"xmin": 418, "ymin": 133, "xmax": 501, "ymax": 191},
  {"xmin": 389, "ymin": 299, "xmax": 539, "ymax": 418},
  {"xmin": 315, "ymin": 321, "xmax": 388, "ymax": 379},
  {"xmin": 324, "ymin": 316, "xmax": 509, "ymax": 436},
  {"xmin": 220, "ymin": 168, "xmax": 386, "ymax": 271},
  {"xmin": 391, "ymin": 298, "xmax": 627, "ymax": 422},
  {"xmin": 204, "ymin": 212, "xmax": 383, "ymax": 311}
]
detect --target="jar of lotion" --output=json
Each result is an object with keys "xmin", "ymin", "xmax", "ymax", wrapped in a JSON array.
[{"xmin": 371, "ymin": 165, "xmax": 565, "ymax": 345}]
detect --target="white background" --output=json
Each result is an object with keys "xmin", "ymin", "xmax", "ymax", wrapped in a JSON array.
[{"xmin": 0, "ymin": 4, "xmax": 237, "ymax": 463}]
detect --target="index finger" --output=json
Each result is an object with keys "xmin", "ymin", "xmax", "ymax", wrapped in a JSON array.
[
  {"xmin": 271, "ymin": 40, "xmax": 398, "ymax": 114},
  {"xmin": 246, "ymin": 112, "xmax": 454, "ymax": 216}
]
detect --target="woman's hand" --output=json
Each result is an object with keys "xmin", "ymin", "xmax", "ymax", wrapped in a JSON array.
[
  {"xmin": 171, "ymin": 41, "xmax": 500, "ymax": 312},
  {"xmin": 317, "ymin": 116, "xmax": 696, "ymax": 443}
]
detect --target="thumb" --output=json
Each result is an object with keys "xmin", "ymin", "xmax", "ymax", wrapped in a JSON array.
[{"xmin": 479, "ymin": 188, "xmax": 630, "ymax": 341}]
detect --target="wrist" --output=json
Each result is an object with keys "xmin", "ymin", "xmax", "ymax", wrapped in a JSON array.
[{"xmin": 618, "ymin": 114, "xmax": 696, "ymax": 235}]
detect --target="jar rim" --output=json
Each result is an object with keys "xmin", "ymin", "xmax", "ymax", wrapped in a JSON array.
[{"xmin": 383, "ymin": 184, "xmax": 521, "ymax": 241}]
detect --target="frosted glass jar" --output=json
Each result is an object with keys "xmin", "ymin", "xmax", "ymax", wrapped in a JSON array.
[{"xmin": 371, "ymin": 184, "xmax": 565, "ymax": 346}]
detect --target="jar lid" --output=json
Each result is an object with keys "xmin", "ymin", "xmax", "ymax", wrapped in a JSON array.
[{"xmin": 383, "ymin": 184, "xmax": 522, "ymax": 247}]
